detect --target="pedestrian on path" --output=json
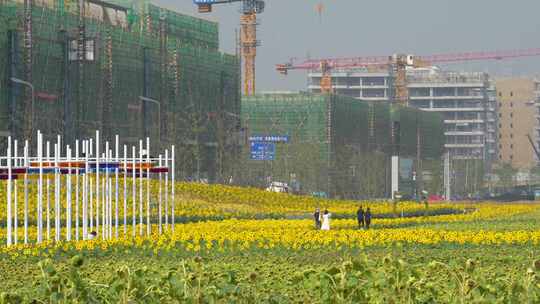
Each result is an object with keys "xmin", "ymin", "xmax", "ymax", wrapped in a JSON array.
[
  {"xmin": 365, "ymin": 208, "xmax": 372, "ymax": 230},
  {"xmin": 314, "ymin": 208, "xmax": 321, "ymax": 229},
  {"xmin": 356, "ymin": 206, "xmax": 365, "ymax": 229},
  {"xmin": 321, "ymin": 209, "xmax": 331, "ymax": 231}
]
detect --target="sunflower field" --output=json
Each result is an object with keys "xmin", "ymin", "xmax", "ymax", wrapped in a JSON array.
[{"xmin": 1, "ymin": 182, "xmax": 540, "ymax": 303}]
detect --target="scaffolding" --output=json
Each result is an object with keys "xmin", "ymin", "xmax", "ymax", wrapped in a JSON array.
[
  {"xmin": 0, "ymin": 0, "xmax": 241, "ymax": 181},
  {"xmin": 241, "ymin": 93, "xmax": 445, "ymax": 198}
]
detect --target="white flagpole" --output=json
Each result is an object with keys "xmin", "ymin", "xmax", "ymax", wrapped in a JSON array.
[
  {"xmin": 23, "ymin": 140, "xmax": 29, "ymax": 244},
  {"xmin": 108, "ymin": 166, "xmax": 112, "ymax": 239},
  {"xmin": 107, "ymin": 149, "xmax": 112, "ymax": 239},
  {"xmin": 99, "ymin": 153, "xmax": 107, "ymax": 239},
  {"xmin": 146, "ymin": 137, "xmax": 150, "ymax": 236},
  {"xmin": 37, "ymin": 131, "xmax": 43, "ymax": 243},
  {"xmin": 115, "ymin": 135, "xmax": 119, "ymax": 239},
  {"xmin": 13, "ymin": 140, "xmax": 18, "ymax": 245},
  {"xmin": 75, "ymin": 140, "xmax": 80, "ymax": 241},
  {"xmin": 123, "ymin": 144, "xmax": 127, "ymax": 236},
  {"xmin": 6, "ymin": 136, "xmax": 12, "ymax": 246},
  {"xmin": 139, "ymin": 140, "xmax": 143, "ymax": 236},
  {"xmin": 158, "ymin": 154, "xmax": 162, "ymax": 235},
  {"xmin": 54, "ymin": 141, "xmax": 60, "ymax": 242},
  {"xmin": 103, "ymin": 145, "xmax": 107, "ymax": 240},
  {"xmin": 95, "ymin": 131, "xmax": 100, "ymax": 238},
  {"xmin": 46, "ymin": 141, "xmax": 50, "ymax": 241},
  {"xmin": 104, "ymin": 140, "xmax": 109, "ymax": 240},
  {"xmin": 89, "ymin": 138, "xmax": 93, "ymax": 231},
  {"xmin": 66, "ymin": 146, "xmax": 72, "ymax": 241},
  {"xmin": 82, "ymin": 140, "xmax": 88, "ymax": 240},
  {"xmin": 171, "ymin": 145, "xmax": 175, "ymax": 233},
  {"xmin": 132, "ymin": 146, "xmax": 136, "ymax": 238},
  {"xmin": 164, "ymin": 149, "xmax": 168, "ymax": 229}
]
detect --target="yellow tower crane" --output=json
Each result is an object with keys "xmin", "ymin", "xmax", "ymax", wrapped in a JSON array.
[{"xmin": 194, "ymin": 0, "xmax": 265, "ymax": 96}]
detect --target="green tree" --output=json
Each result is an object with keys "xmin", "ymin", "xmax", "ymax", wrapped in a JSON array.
[{"xmin": 493, "ymin": 162, "xmax": 517, "ymax": 190}]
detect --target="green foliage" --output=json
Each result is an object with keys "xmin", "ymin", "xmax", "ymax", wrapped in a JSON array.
[
  {"xmin": 3, "ymin": 250, "xmax": 540, "ymax": 303},
  {"xmin": 494, "ymin": 162, "xmax": 518, "ymax": 190}
]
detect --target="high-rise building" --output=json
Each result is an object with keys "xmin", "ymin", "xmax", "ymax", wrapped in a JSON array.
[
  {"xmin": 495, "ymin": 78, "xmax": 538, "ymax": 169},
  {"xmin": 308, "ymin": 68, "xmax": 498, "ymax": 164}
]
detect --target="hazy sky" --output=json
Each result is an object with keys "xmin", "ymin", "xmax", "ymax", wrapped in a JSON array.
[{"xmin": 154, "ymin": 0, "xmax": 540, "ymax": 91}]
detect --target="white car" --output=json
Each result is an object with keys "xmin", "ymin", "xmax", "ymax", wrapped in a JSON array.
[{"xmin": 266, "ymin": 182, "xmax": 290, "ymax": 193}]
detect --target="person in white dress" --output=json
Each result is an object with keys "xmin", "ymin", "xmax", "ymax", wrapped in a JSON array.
[{"xmin": 321, "ymin": 209, "xmax": 331, "ymax": 230}]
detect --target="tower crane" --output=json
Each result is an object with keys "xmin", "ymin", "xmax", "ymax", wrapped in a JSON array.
[
  {"xmin": 277, "ymin": 48, "xmax": 540, "ymax": 104},
  {"xmin": 194, "ymin": 0, "xmax": 265, "ymax": 96}
]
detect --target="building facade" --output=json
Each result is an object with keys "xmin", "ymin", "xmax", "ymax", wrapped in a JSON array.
[
  {"xmin": 495, "ymin": 78, "xmax": 538, "ymax": 169},
  {"xmin": 308, "ymin": 68, "xmax": 498, "ymax": 164}
]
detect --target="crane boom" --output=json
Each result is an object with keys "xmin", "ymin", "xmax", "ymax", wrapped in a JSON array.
[
  {"xmin": 277, "ymin": 48, "xmax": 540, "ymax": 103},
  {"xmin": 277, "ymin": 48, "xmax": 540, "ymax": 72}
]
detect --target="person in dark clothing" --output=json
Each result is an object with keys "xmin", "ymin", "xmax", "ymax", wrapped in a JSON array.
[
  {"xmin": 314, "ymin": 208, "xmax": 321, "ymax": 229},
  {"xmin": 356, "ymin": 206, "xmax": 365, "ymax": 229},
  {"xmin": 88, "ymin": 231, "xmax": 97, "ymax": 240},
  {"xmin": 365, "ymin": 208, "xmax": 372, "ymax": 230}
]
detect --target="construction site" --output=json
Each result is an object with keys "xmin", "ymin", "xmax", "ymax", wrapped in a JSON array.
[
  {"xmin": 2, "ymin": 0, "xmax": 540, "ymax": 198},
  {"xmin": 240, "ymin": 93, "xmax": 444, "ymax": 199},
  {"xmin": 0, "ymin": 0, "xmax": 241, "ymax": 182}
]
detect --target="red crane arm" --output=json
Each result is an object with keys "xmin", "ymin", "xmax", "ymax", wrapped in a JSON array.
[
  {"xmin": 277, "ymin": 48, "xmax": 540, "ymax": 74},
  {"xmin": 418, "ymin": 48, "xmax": 540, "ymax": 63}
]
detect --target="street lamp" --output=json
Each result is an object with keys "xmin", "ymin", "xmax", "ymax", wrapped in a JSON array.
[
  {"xmin": 10, "ymin": 77, "xmax": 35, "ymax": 138},
  {"xmin": 138, "ymin": 96, "xmax": 160, "ymax": 142}
]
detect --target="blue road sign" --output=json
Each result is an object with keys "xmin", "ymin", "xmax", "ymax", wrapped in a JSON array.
[
  {"xmin": 250, "ymin": 141, "xmax": 275, "ymax": 161},
  {"xmin": 248, "ymin": 135, "xmax": 289, "ymax": 143}
]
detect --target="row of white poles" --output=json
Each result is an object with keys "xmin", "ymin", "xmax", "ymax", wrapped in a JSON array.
[{"xmin": 3, "ymin": 130, "xmax": 175, "ymax": 246}]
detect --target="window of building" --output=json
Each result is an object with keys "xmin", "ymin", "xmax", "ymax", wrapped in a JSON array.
[
  {"xmin": 510, "ymin": 123, "xmax": 513, "ymax": 128},
  {"xmin": 499, "ymin": 144, "xmax": 502, "ymax": 149},
  {"xmin": 510, "ymin": 92, "xmax": 514, "ymax": 97},
  {"xmin": 498, "ymin": 113, "xmax": 502, "ymax": 118},
  {"xmin": 499, "ymin": 102, "xmax": 502, "ymax": 108},
  {"xmin": 510, "ymin": 155, "xmax": 514, "ymax": 160},
  {"xmin": 348, "ymin": 78, "xmax": 361, "ymax": 86},
  {"xmin": 511, "ymin": 102, "xmax": 514, "ymax": 107},
  {"xmin": 499, "ymin": 134, "xmax": 502, "ymax": 139},
  {"xmin": 499, "ymin": 123, "xmax": 502, "ymax": 128},
  {"xmin": 362, "ymin": 77, "xmax": 385, "ymax": 86},
  {"xmin": 69, "ymin": 39, "xmax": 96, "ymax": 61},
  {"xmin": 510, "ymin": 134, "xmax": 514, "ymax": 138},
  {"xmin": 433, "ymin": 87, "xmax": 455, "ymax": 97},
  {"xmin": 410, "ymin": 100, "xmax": 430, "ymax": 109},
  {"xmin": 362, "ymin": 89, "xmax": 385, "ymax": 98},
  {"xmin": 510, "ymin": 113, "xmax": 513, "ymax": 118},
  {"xmin": 409, "ymin": 88, "xmax": 430, "ymax": 97},
  {"xmin": 498, "ymin": 92, "xmax": 502, "ymax": 97}
]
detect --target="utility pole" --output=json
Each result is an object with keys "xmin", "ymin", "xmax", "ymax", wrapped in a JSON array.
[
  {"xmin": 444, "ymin": 151, "xmax": 451, "ymax": 200},
  {"xmin": 415, "ymin": 113, "xmax": 422, "ymax": 201}
]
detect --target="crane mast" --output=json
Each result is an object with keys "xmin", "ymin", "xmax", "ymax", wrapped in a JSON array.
[{"xmin": 194, "ymin": 0, "xmax": 264, "ymax": 96}]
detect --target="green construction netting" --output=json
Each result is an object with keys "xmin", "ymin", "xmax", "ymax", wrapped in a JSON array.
[
  {"xmin": 241, "ymin": 93, "xmax": 444, "ymax": 198},
  {"xmin": 0, "ymin": 1, "xmax": 240, "ymax": 181}
]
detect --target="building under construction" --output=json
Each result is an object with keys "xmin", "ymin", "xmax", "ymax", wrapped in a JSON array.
[
  {"xmin": 0, "ymin": 0, "xmax": 241, "ymax": 181},
  {"xmin": 240, "ymin": 93, "xmax": 445, "ymax": 199},
  {"xmin": 308, "ymin": 68, "xmax": 498, "ymax": 196}
]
